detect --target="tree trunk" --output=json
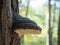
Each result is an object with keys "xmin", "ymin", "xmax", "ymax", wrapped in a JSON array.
[
  {"xmin": 58, "ymin": 2, "xmax": 60, "ymax": 45},
  {"xmin": 0, "ymin": 0, "xmax": 12, "ymax": 45},
  {"xmin": 0, "ymin": 0, "xmax": 20, "ymax": 45},
  {"xmin": 0, "ymin": 0, "xmax": 3, "ymax": 45},
  {"xmin": 49, "ymin": 0, "xmax": 53, "ymax": 45},
  {"xmin": 25, "ymin": 0, "xmax": 30, "ymax": 17}
]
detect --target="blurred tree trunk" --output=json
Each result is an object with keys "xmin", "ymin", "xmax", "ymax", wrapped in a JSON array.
[
  {"xmin": 25, "ymin": 0, "xmax": 30, "ymax": 17},
  {"xmin": 49, "ymin": 0, "xmax": 53, "ymax": 45},
  {"xmin": 58, "ymin": 1, "xmax": 60, "ymax": 45},
  {"xmin": 52, "ymin": 1, "xmax": 56, "ymax": 45}
]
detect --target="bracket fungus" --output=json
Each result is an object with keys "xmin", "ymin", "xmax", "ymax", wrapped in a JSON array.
[{"xmin": 12, "ymin": 15, "xmax": 42, "ymax": 36}]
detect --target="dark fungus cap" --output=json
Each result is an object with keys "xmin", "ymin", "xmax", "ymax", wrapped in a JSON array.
[
  {"xmin": 12, "ymin": 15, "xmax": 42, "ymax": 32},
  {"xmin": 12, "ymin": 21, "xmax": 42, "ymax": 32}
]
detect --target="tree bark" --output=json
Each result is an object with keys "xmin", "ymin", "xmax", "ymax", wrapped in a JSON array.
[
  {"xmin": 0, "ymin": 0, "xmax": 3, "ymax": 45},
  {"xmin": 0, "ymin": 0, "xmax": 21, "ymax": 45},
  {"xmin": 0, "ymin": 0, "xmax": 12, "ymax": 45}
]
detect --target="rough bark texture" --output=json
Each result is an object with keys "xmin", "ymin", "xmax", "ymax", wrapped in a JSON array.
[
  {"xmin": 0, "ymin": 0, "xmax": 20, "ymax": 45},
  {"xmin": 1, "ymin": 0, "xmax": 12, "ymax": 45}
]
